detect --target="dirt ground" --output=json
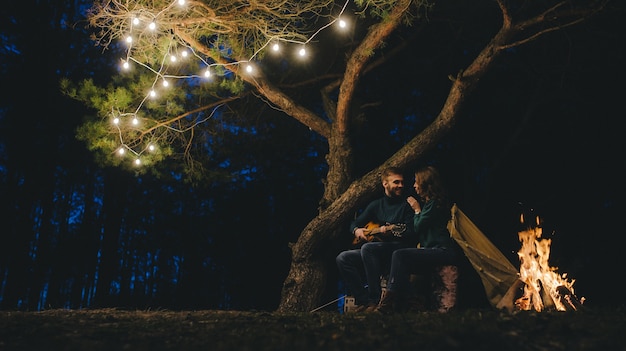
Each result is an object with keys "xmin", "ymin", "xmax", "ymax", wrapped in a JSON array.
[{"xmin": 1, "ymin": 306, "xmax": 625, "ymax": 351}]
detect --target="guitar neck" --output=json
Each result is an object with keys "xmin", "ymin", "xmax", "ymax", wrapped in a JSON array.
[{"xmin": 364, "ymin": 227, "xmax": 383, "ymax": 236}]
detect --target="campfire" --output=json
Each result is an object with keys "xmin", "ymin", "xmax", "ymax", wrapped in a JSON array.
[{"xmin": 513, "ymin": 214, "xmax": 584, "ymax": 312}]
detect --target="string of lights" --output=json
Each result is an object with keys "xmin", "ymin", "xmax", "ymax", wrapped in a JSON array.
[{"xmin": 109, "ymin": 0, "xmax": 352, "ymax": 166}]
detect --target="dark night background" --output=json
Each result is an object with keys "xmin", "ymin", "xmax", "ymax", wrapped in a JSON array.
[{"xmin": 1, "ymin": 0, "xmax": 625, "ymax": 312}]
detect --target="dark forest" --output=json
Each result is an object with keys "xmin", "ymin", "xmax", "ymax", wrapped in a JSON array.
[{"xmin": 1, "ymin": 0, "xmax": 625, "ymax": 313}]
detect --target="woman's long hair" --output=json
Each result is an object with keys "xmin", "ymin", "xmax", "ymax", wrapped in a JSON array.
[{"xmin": 414, "ymin": 165, "xmax": 449, "ymax": 209}]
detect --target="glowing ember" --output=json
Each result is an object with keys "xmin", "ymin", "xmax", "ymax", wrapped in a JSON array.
[{"xmin": 514, "ymin": 215, "xmax": 583, "ymax": 311}]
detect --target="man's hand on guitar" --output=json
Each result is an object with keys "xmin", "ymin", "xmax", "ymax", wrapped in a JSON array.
[{"xmin": 353, "ymin": 228, "xmax": 368, "ymax": 242}]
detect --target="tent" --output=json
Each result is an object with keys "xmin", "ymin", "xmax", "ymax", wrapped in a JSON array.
[{"xmin": 447, "ymin": 204, "xmax": 521, "ymax": 308}]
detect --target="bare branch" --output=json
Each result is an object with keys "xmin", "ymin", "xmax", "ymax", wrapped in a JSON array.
[{"xmin": 498, "ymin": 0, "xmax": 608, "ymax": 50}]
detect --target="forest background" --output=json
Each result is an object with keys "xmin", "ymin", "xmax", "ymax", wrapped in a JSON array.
[{"xmin": 1, "ymin": 0, "xmax": 625, "ymax": 313}]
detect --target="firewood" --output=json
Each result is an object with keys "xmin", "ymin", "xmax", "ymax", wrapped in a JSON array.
[
  {"xmin": 496, "ymin": 278, "xmax": 525, "ymax": 313},
  {"xmin": 555, "ymin": 285, "xmax": 583, "ymax": 311}
]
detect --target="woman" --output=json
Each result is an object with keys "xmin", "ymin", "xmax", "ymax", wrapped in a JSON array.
[{"xmin": 375, "ymin": 165, "xmax": 461, "ymax": 313}]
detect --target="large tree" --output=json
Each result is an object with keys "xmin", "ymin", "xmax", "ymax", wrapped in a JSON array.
[{"xmin": 68, "ymin": 0, "xmax": 608, "ymax": 312}]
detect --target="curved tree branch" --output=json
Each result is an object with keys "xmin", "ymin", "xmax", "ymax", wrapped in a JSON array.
[
  {"xmin": 174, "ymin": 29, "xmax": 332, "ymax": 138},
  {"xmin": 335, "ymin": 0, "xmax": 413, "ymax": 134}
]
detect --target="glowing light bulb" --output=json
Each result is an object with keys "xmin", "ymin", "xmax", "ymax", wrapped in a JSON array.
[
  {"xmin": 162, "ymin": 79, "xmax": 169, "ymax": 87},
  {"xmin": 272, "ymin": 43, "xmax": 280, "ymax": 52},
  {"xmin": 132, "ymin": 17, "xmax": 139, "ymax": 25},
  {"xmin": 122, "ymin": 61, "xmax": 130, "ymax": 70},
  {"xmin": 118, "ymin": 148, "xmax": 125, "ymax": 155},
  {"xmin": 246, "ymin": 65, "xmax": 253, "ymax": 73},
  {"xmin": 338, "ymin": 19, "xmax": 347, "ymax": 28},
  {"xmin": 204, "ymin": 69, "xmax": 211, "ymax": 78},
  {"xmin": 181, "ymin": 50, "xmax": 188, "ymax": 58},
  {"xmin": 149, "ymin": 90, "xmax": 156, "ymax": 98},
  {"xmin": 132, "ymin": 117, "xmax": 139, "ymax": 125},
  {"xmin": 298, "ymin": 47, "xmax": 306, "ymax": 57},
  {"xmin": 125, "ymin": 36, "xmax": 133, "ymax": 44},
  {"xmin": 149, "ymin": 22, "xmax": 156, "ymax": 30},
  {"xmin": 170, "ymin": 55, "xmax": 177, "ymax": 62},
  {"xmin": 178, "ymin": 0, "xmax": 185, "ymax": 5},
  {"xmin": 113, "ymin": 118, "xmax": 120, "ymax": 124},
  {"xmin": 134, "ymin": 159, "xmax": 141, "ymax": 165},
  {"xmin": 148, "ymin": 144, "xmax": 155, "ymax": 151}
]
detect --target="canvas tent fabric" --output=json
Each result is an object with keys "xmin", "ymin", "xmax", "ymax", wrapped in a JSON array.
[{"xmin": 447, "ymin": 204, "xmax": 520, "ymax": 308}]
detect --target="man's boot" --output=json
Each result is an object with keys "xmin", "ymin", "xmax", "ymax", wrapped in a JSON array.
[{"xmin": 375, "ymin": 290, "xmax": 396, "ymax": 314}]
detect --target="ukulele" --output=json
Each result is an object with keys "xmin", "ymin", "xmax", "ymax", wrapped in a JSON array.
[{"xmin": 352, "ymin": 221, "xmax": 407, "ymax": 245}]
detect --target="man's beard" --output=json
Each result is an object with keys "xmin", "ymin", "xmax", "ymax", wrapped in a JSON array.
[{"xmin": 390, "ymin": 188, "xmax": 403, "ymax": 197}]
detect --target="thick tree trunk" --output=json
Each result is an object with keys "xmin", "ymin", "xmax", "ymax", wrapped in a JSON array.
[{"xmin": 319, "ymin": 128, "xmax": 354, "ymax": 210}]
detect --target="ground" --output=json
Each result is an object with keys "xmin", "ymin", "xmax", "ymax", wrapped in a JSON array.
[{"xmin": 1, "ymin": 306, "xmax": 625, "ymax": 350}]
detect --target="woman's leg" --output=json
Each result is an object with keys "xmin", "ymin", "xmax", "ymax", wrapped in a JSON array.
[
  {"xmin": 378, "ymin": 247, "xmax": 459, "ymax": 312},
  {"xmin": 388, "ymin": 247, "xmax": 459, "ymax": 293}
]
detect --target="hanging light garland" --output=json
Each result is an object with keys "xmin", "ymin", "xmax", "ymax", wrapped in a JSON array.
[{"xmin": 108, "ymin": 0, "xmax": 352, "ymax": 166}]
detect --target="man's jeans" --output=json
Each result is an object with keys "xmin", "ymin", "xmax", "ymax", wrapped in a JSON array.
[{"xmin": 336, "ymin": 241, "xmax": 406, "ymax": 306}]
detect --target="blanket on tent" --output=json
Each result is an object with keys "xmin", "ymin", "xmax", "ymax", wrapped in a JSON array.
[{"xmin": 447, "ymin": 204, "xmax": 520, "ymax": 308}]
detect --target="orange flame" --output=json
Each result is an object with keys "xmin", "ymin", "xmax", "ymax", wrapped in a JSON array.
[{"xmin": 515, "ymin": 223, "xmax": 580, "ymax": 311}]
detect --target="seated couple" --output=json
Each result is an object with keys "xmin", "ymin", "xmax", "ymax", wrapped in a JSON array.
[{"xmin": 336, "ymin": 165, "xmax": 462, "ymax": 313}]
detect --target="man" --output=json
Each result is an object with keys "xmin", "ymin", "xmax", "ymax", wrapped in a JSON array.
[{"xmin": 336, "ymin": 167, "xmax": 416, "ymax": 312}]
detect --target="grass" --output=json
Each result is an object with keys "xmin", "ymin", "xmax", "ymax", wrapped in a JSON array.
[{"xmin": 1, "ymin": 305, "xmax": 625, "ymax": 351}]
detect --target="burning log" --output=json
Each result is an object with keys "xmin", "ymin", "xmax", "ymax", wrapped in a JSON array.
[
  {"xmin": 555, "ymin": 285, "xmax": 584, "ymax": 311},
  {"xmin": 497, "ymin": 280, "xmax": 584, "ymax": 313},
  {"xmin": 540, "ymin": 280, "xmax": 556, "ymax": 310},
  {"xmin": 496, "ymin": 278, "xmax": 524, "ymax": 313}
]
